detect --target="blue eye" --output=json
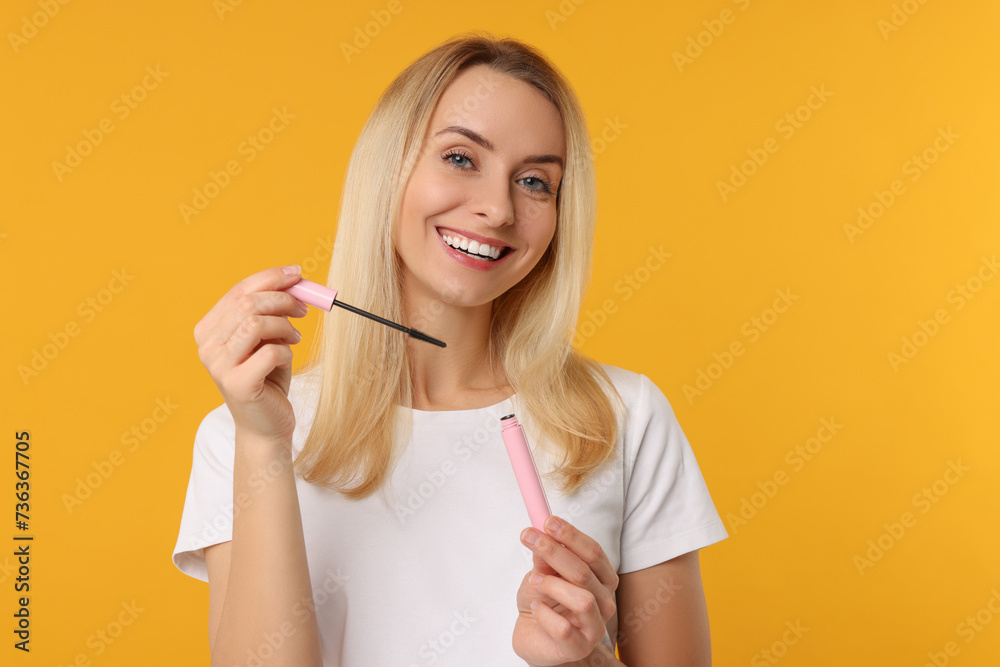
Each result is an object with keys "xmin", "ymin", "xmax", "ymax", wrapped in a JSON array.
[
  {"xmin": 520, "ymin": 176, "xmax": 553, "ymax": 193},
  {"xmin": 440, "ymin": 150, "xmax": 557, "ymax": 197},
  {"xmin": 445, "ymin": 152, "xmax": 472, "ymax": 168}
]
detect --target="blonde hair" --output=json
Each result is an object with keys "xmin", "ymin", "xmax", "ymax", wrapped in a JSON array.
[{"xmin": 293, "ymin": 30, "xmax": 625, "ymax": 501}]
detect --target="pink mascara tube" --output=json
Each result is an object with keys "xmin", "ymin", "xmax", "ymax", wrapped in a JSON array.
[{"xmin": 500, "ymin": 413, "xmax": 551, "ymax": 532}]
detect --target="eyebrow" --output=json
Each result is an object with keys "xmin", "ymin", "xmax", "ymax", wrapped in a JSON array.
[{"xmin": 434, "ymin": 125, "xmax": 564, "ymax": 168}]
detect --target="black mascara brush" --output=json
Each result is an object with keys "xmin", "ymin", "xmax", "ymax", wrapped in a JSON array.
[{"xmin": 283, "ymin": 278, "xmax": 446, "ymax": 348}]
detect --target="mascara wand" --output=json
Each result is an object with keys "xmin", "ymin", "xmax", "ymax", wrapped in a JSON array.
[{"xmin": 283, "ymin": 278, "xmax": 446, "ymax": 348}]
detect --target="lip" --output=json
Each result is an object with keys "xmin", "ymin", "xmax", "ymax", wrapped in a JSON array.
[
  {"xmin": 436, "ymin": 228, "xmax": 514, "ymax": 271},
  {"xmin": 435, "ymin": 226, "xmax": 514, "ymax": 250}
]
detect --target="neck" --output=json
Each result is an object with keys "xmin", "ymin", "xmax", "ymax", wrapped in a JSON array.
[{"xmin": 401, "ymin": 283, "xmax": 509, "ymax": 410}]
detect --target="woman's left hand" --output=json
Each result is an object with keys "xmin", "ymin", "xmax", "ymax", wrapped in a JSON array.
[{"xmin": 512, "ymin": 515, "xmax": 619, "ymax": 666}]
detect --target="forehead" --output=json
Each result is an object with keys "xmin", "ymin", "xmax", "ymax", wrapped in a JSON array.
[{"xmin": 428, "ymin": 64, "xmax": 566, "ymax": 159}]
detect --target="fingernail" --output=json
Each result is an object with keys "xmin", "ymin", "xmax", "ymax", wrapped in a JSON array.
[
  {"xmin": 292, "ymin": 328, "xmax": 301, "ymax": 341},
  {"xmin": 545, "ymin": 516, "xmax": 564, "ymax": 534},
  {"xmin": 522, "ymin": 529, "xmax": 539, "ymax": 546},
  {"xmin": 283, "ymin": 265, "xmax": 301, "ymax": 275},
  {"xmin": 530, "ymin": 574, "xmax": 543, "ymax": 585},
  {"xmin": 530, "ymin": 601, "xmax": 539, "ymax": 612}
]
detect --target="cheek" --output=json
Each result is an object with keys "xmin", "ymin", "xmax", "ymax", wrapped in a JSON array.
[
  {"xmin": 404, "ymin": 165, "xmax": 463, "ymax": 219},
  {"xmin": 518, "ymin": 205, "xmax": 558, "ymax": 247}
]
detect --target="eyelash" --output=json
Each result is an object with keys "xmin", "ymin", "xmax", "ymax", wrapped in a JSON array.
[{"xmin": 441, "ymin": 149, "xmax": 556, "ymax": 196}]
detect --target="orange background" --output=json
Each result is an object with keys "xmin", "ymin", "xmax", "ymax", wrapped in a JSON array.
[{"xmin": 2, "ymin": 1, "xmax": 998, "ymax": 664}]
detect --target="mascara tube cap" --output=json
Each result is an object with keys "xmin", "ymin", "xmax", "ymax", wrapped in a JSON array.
[{"xmin": 284, "ymin": 278, "xmax": 338, "ymax": 311}]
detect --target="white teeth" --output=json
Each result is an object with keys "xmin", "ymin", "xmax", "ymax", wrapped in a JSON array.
[{"xmin": 442, "ymin": 232, "xmax": 504, "ymax": 260}]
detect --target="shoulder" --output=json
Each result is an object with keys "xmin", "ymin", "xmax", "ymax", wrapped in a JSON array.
[
  {"xmin": 592, "ymin": 361, "xmax": 675, "ymax": 427},
  {"xmin": 591, "ymin": 362, "xmax": 685, "ymax": 464}
]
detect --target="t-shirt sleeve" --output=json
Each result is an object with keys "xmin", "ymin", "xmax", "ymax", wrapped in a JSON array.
[
  {"xmin": 618, "ymin": 373, "xmax": 728, "ymax": 573},
  {"xmin": 171, "ymin": 402, "xmax": 237, "ymax": 583}
]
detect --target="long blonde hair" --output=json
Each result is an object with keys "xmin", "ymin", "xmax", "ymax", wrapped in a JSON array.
[{"xmin": 293, "ymin": 30, "xmax": 625, "ymax": 501}]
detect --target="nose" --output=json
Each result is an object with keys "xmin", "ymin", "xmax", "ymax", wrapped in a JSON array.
[{"xmin": 471, "ymin": 172, "xmax": 515, "ymax": 227}]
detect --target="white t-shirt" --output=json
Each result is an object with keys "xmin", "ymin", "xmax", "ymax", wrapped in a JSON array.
[{"xmin": 172, "ymin": 363, "xmax": 727, "ymax": 666}]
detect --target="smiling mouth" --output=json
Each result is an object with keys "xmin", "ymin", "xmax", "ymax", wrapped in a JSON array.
[{"xmin": 437, "ymin": 229, "xmax": 513, "ymax": 262}]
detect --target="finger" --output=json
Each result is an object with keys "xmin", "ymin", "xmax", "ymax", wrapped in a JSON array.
[
  {"xmin": 195, "ymin": 265, "xmax": 305, "ymax": 346},
  {"xmin": 542, "ymin": 516, "xmax": 619, "ymax": 592},
  {"xmin": 240, "ymin": 289, "xmax": 311, "ymax": 319},
  {"xmin": 214, "ymin": 284, "xmax": 309, "ymax": 346},
  {"xmin": 222, "ymin": 314, "xmax": 302, "ymax": 367},
  {"xmin": 521, "ymin": 526, "xmax": 616, "ymax": 621},
  {"xmin": 228, "ymin": 344, "xmax": 294, "ymax": 400},
  {"xmin": 531, "ymin": 574, "xmax": 605, "ymax": 629},
  {"xmin": 530, "ymin": 600, "xmax": 592, "ymax": 659},
  {"xmin": 531, "ymin": 551, "xmax": 559, "ymax": 577},
  {"xmin": 521, "ymin": 526, "xmax": 601, "ymax": 593},
  {"xmin": 530, "ymin": 570, "xmax": 610, "ymax": 637}
]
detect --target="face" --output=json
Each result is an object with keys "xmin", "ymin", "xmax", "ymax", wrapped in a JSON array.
[{"xmin": 394, "ymin": 64, "xmax": 565, "ymax": 309}]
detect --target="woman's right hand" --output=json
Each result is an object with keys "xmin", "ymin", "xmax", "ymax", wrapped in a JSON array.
[{"xmin": 193, "ymin": 265, "xmax": 310, "ymax": 446}]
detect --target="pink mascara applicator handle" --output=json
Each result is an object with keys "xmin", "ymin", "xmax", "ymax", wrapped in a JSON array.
[{"xmin": 284, "ymin": 278, "xmax": 337, "ymax": 311}]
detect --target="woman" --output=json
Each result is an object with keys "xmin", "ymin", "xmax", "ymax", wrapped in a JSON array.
[{"xmin": 173, "ymin": 31, "xmax": 728, "ymax": 666}]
